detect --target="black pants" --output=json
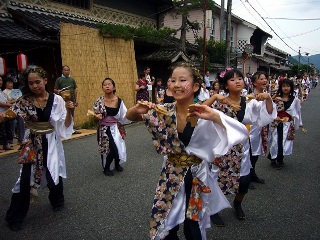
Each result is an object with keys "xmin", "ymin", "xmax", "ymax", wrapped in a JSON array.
[
  {"xmin": 164, "ymin": 169, "xmax": 202, "ymax": 240},
  {"xmin": 102, "ymin": 128, "xmax": 120, "ymax": 171},
  {"xmin": 268, "ymin": 123, "xmax": 284, "ymax": 162},
  {"xmin": 0, "ymin": 122, "xmax": 11, "ymax": 146},
  {"xmin": 238, "ymin": 174, "xmax": 250, "ymax": 195},
  {"xmin": 5, "ymin": 163, "xmax": 64, "ymax": 225}
]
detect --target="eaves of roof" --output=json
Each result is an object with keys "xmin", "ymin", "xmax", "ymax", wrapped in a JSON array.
[
  {"xmin": 7, "ymin": 5, "xmax": 98, "ymax": 34},
  {"xmin": 0, "ymin": 17, "xmax": 49, "ymax": 43},
  {"xmin": 138, "ymin": 49, "xmax": 191, "ymax": 62}
]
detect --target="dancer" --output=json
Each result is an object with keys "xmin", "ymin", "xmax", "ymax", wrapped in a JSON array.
[
  {"xmin": 126, "ymin": 63, "xmax": 248, "ymax": 240},
  {"xmin": 93, "ymin": 77, "xmax": 131, "ymax": 176},
  {"xmin": 249, "ymin": 72, "xmax": 276, "ymax": 184},
  {"xmin": 2, "ymin": 65, "xmax": 74, "ymax": 231},
  {"xmin": 203, "ymin": 68, "xmax": 275, "ymax": 226},
  {"xmin": 268, "ymin": 78, "xmax": 305, "ymax": 169}
]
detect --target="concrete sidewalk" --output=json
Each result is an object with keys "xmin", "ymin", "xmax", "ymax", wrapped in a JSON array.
[{"xmin": 0, "ymin": 129, "xmax": 96, "ymax": 158}]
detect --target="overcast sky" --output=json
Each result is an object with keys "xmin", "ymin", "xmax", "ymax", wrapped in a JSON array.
[{"xmin": 226, "ymin": 0, "xmax": 320, "ymax": 60}]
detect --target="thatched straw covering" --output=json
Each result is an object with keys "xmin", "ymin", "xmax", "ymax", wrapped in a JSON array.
[{"xmin": 60, "ymin": 22, "xmax": 137, "ymax": 126}]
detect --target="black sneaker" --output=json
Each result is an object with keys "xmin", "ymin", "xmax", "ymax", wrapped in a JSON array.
[
  {"xmin": 210, "ymin": 213, "xmax": 225, "ymax": 227},
  {"xmin": 53, "ymin": 205, "xmax": 64, "ymax": 212},
  {"xmin": 271, "ymin": 161, "xmax": 280, "ymax": 170},
  {"xmin": 115, "ymin": 166, "xmax": 124, "ymax": 172},
  {"xmin": 104, "ymin": 169, "xmax": 114, "ymax": 176},
  {"xmin": 251, "ymin": 176, "xmax": 265, "ymax": 184},
  {"xmin": 233, "ymin": 201, "xmax": 245, "ymax": 220},
  {"xmin": 9, "ymin": 222, "xmax": 22, "ymax": 232}
]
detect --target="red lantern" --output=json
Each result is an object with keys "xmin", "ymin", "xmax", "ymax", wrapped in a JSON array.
[
  {"xmin": 17, "ymin": 53, "xmax": 28, "ymax": 71},
  {"xmin": 0, "ymin": 56, "xmax": 6, "ymax": 76}
]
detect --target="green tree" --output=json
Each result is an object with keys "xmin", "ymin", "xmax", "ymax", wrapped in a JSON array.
[
  {"xmin": 289, "ymin": 64, "xmax": 308, "ymax": 76},
  {"xmin": 196, "ymin": 38, "xmax": 226, "ymax": 70},
  {"xmin": 172, "ymin": 0, "xmax": 215, "ymax": 53}
]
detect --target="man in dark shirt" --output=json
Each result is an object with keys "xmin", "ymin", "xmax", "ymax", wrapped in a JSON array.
[{"xmin": 54, "ymin": 65, "xmax": 81, "ymax": 134}]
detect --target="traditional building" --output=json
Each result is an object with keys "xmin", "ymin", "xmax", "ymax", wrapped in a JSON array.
[
  {"xmin": 0, "ymin": 0, "xmax": 174, "ymax": 125},
  {"xmin": 163, "ymin": 3, "xmax": 271, "ymax": 74}
]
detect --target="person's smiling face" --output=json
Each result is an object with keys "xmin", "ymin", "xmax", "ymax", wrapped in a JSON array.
[{"xmin": 170, "ymin": 67, "xmax": 199, "ymax": 102}]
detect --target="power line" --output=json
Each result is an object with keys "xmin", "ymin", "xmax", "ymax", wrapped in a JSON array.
[
  {"xmin": 253, "ymin": 0, "xmax": 300, "ymax": 49},
  {"xmin": 237, "ymin": 0, "xmax": 271, "ymax": 34},
  {"xmin": 244, "ymin": 0, "xmax": 298, "ymax": 54},
  {"xmin": 265, "ymin": 17, "xmax": 320, "ymax": 20}
]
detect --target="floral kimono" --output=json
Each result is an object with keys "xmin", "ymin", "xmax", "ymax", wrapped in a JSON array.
[
  {"xmin": 93, "ymin": 96, "xmax": 131, "ymax": 166},
  {"xmin": 268, "ymin": 96, "xmax": 302, "ymax": 159},
  {"xmin": 11, "ymin": 93, "xmax": 73, "ymax": 192},
  {"xmin": 212, "ymin": 96, "xmax": 276, "ymax": 194},
  {"xmin": 142, "ymin": 102, "xmax": 248, "ymax": 240}
]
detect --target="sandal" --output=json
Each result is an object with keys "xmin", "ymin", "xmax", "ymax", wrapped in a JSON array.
[{"xmin": 3, "ymin": 145, "xmax": 14, "ymax": 150}]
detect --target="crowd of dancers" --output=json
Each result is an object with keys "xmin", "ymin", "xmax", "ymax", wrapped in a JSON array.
[{"xmin": 0, "ymin": 63, "xmax": 309, "ymax": 240}]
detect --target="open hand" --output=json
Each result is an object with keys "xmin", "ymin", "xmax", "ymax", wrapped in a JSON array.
[
  {"xmin": 135, "ymin": 100, "xmax": 154, "ymax": 114},
  {"xmin": 189, "ymin": 104, "xmax": 220, "ymax": 122},
  {"xmin": 65, "ymin": 100, "xmax": 75, "ymax": 110}
]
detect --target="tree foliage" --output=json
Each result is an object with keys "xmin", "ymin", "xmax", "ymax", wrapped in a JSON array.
[
  {"xmin": 97, "ymin": 23, "xmax": 176, "ymax": 43},
  {"xmin": 289, "ymin": 64, "xmax": 309, "ymax": 76},
  {"xmin": 196, "ymin": 38, "xmax": 226, "ymax": 70}
]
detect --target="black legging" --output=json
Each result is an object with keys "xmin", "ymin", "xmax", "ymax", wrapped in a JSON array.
[
  {"xmin": 164, "ymin": 169, "xmax": 202, "ymax": 240},
  {"xmin": 5, "ymin": 163, "xmax": 64, "ymax": 225},
  {"xmin": 102, "ymin": 127, "xmax": 120, "ymax": 171}
]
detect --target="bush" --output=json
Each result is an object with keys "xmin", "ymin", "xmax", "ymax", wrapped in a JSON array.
[{"xmin": 81, "ymin": 117, "xmax": 98, "ymax": 129}]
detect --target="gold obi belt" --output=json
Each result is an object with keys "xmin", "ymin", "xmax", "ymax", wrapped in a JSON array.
[{"xmin": 167, "ymin": 153, "xmax": 202, "ymax": 167}]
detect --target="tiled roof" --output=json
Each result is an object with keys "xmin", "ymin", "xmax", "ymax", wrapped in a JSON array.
[
  {"xmin": 8, "ymin": 7, "xmax": 97, "ymax": 33},
  {"xmin": 138, "ymin": 49, "xmax": 191, "ymax": 62},
  {"xmin": 0, "ymin": 18, "xmax": 45, "ymax": 42}
]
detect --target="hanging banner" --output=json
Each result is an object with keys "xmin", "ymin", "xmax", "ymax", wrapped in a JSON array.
[
  {"xmin": 0, "ymin": 57, "xmax": 6, "ymax": 76},
  {"xmin": 17, "ymin": 53, "xmax": 28, "ymax": 71}
]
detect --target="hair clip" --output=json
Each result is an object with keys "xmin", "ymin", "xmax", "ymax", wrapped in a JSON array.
[{"xmin": 219, "ymin": 68, "xmax": 233, "ymax": 78}]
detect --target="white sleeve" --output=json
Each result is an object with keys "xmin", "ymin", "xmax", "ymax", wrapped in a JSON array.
[{"xmin": 186, "ymin": 110, "xmax": 248, "ymax": 162}]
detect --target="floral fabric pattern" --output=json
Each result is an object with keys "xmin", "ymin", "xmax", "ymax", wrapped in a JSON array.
[
  {"xmin": 212, "ymin": 101, "xmax": 243, "ymax": 195},
  {"xmin": 93, "ymin": 96, "xmax": 120, "ymax": 155},
  {"xmin": 13, "ymin": 96, "xmax": 44, "ymax": 189},
  {"xmin": 261, "ymin": 126, "xmax": 268, "ymax": 156},
  {"xmin": 186, "ymin": 177, "xmax": 211, "ymax": 221}
]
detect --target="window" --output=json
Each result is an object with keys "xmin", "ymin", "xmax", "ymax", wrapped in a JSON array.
[
  {"xmin": 231, "ymin": 26, "xmax": 234, "ymax": 48},
  {"xmin": 52, "ymin": 0, "xmax": 91, "ymax": 9},
  {"xmin": 210, "ymin": 18, "xmax": 215, "ymax": 40}
]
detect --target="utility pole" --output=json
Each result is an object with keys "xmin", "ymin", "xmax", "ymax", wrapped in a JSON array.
[
  {"xmin": 298, "ymin": 47, "xmax": 301, "ymax": 73},
  {"xmin": 220, "ymin": 0, "xmax": 225, "ymax": 42},
  {"xmin": 202, "ymin": 0, "xmax": 208, "ymax": 76},
  {"xmin": 225, "ymin": 0, "xmax": 232, "ymax": 68},
  {"xmin": 305, "ymin": 52, "xmax": 310, "ymax": 74}
]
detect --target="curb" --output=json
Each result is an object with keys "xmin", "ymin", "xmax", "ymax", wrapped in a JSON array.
[{"xmin": 0, "ymin": 122, "xmax": 141, "ymax": 158}]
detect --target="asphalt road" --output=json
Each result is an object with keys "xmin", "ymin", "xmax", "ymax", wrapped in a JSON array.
[{"xmin": 1, "ymin": 89, "xmax": 320, "ymax": 240}]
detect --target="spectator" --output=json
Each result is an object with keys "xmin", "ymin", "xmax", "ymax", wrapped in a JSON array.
[
  {"xmin": 204, "ymin": 70, "xmax": 211, "ymax": 90},
  {"xmin": 155, "ymin": 78, "xmax": 165, "ymax": 104},
  {"xmin": 3, "ymin": 77, "xmax": 25, "ymax": 145},
  {"xmin": 144, "ymin": 67, "xmax": 155, "ymax": 102},
  {"xmin": 54, "ymin": 65, "xmax": 81, "ymax": 134},
  {"xmin": 163, "ymin": 77, "xmax": 175, "ymax": 103},
  {"xmin": 0, "ymin": 77, "xmax": 13, "ymax": 152},
  {"xmin": 135, "ymin": 73, "xmax": 149, "ymax": 102}
]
